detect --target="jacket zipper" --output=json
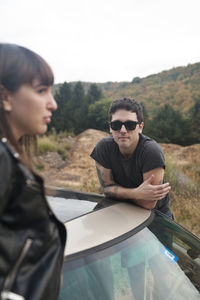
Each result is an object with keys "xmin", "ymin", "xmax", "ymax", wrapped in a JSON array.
[
  {"xmin": 42, "ymin": 197, "xmax": 66, "ymax": 299},
  {"xmin": 27, "ymin": 180, "xmax": 66, "ymax": 299},
  {"xmin": 1, "ymin": 238, "xmax": 33, "ymax": 300}
]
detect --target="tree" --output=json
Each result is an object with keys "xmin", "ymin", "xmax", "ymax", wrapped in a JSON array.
[
  {"xmin": 140, "ymin": 102, "xmax": 151, "ymax": 137},
  {"xmin": 86, "ymin": 83, "xmax": 102, "ymax": 104},
  {"xmin": 50, "ymin": 82, "xmax": 72, "ymax": 132},
  {"xmin": 188, "ymin": 97, "xmax": 200, "ymax": 144},
  {"xmin": 147, "ymin": 104, "xmax": 188, "ymax": 145},
  {"xmin": 88, "ymin": 98, "xmax": 112, "ymax": 132},
  {"xmin": 132, "ymin": 77, "xmax": 141, "ymax": 84},
  {"xmin": 71, "ymin": 82, "xmax": 86, "ymax": 134},
  {"xmin": 73, "ymin": 83, "xmax": 103, "ymax": 133}
]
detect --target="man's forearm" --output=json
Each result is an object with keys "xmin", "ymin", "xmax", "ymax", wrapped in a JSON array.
[
  {"xmin": 104, "ymin": 184, "xmax": 156, "ymax": 209},
  {"xmin": 104, "ymin": 184, "xmax": 135, "ymax": 199}
]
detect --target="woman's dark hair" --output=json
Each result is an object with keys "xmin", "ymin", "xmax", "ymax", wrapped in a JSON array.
[
  {"xmin": 108, "ymin": 97, "xmax": 144, "ymax": 123},
  {"xmin": 0, "ymin": 43, "xmax": 54, "ymax": 169}
]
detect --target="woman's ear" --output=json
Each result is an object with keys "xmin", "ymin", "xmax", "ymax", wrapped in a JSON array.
[
  {"xmin": 2, "ymin": 98, "xmax": 12, "ymax": 111},
  {"xmin": 0, "ymin": 86, "xmax": 12, "ymax": 111}
]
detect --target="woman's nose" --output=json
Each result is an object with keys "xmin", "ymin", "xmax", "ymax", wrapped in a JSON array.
[{"xmin": 48, "ymin": 94, "xmax": 57, "ymax": 111}]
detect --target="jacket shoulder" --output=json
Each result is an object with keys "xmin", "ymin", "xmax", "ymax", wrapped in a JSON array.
[
  {"xmin": 0, "ymin": 142, "xmax": 12, "ymax": 169},
  {"xmin": 0, "ymin": 142, "xmax": 13, "ymax": 213}
]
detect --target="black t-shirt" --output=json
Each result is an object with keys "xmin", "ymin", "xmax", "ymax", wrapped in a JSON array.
[{"xmin": 90, "ymin": 134, "xmax": 172, "ymax": 216}]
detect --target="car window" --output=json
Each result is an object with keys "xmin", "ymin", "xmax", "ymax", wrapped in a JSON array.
[
  {"xmin": 46, "ymin": 193, "xmax": 117, "ymax": 222},
  {"xmin": 148, "ymin": 211, "xmax": 200, "ymax": 292},
  {"xmin": 59, "ymin": 217, "xmax": 200, "ymax": 300},
  {"xmin": 47, "ymin": 196, "xmax": 97, "ymax": 222}
]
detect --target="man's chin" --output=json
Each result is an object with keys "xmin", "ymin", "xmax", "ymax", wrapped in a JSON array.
[{"xmin": 118, "ymin": 142, "xmax": 129, "ymax": 149}]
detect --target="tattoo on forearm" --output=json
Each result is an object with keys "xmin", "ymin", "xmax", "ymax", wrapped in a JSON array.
[
  {"xmin": 104, "ymin": 185, "xmax": 118, "ymax": 198},
  {"xmin": 95, "ymin": 163, "xmax": 117, "ymax": 196},
  {"xmin": 109, "ymin": 172, "xmax": 114, "ymax": 182},
  {"xmin": 96, "ymin": 166, "xmax": 106, "ymax": 188}
]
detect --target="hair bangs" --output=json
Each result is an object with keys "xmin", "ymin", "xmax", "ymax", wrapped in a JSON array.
[
  {"xmin": 0, "ymin": 44, "xmax": 54, "ymax": 92},
  {"xmin": 19, "ymin": 46, "xmax": 54, "ymax": 87}
]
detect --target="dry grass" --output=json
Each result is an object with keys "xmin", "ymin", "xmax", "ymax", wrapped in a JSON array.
[
  {"xmin": 170, "ymin": 190, "xmax": 199, "ymax": 236},
  {"xmin": 162, "ymin": 146, "xmax": 200, "ymax": 238},
  {"xmin": 38, "ymin": 136, "xmax": 57, "ymax": 154},
  {"xmin": 38, "ymin": 132, "xmax": 73, "ymax": 159}
]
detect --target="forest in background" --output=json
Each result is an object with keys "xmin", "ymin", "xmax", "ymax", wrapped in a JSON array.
[{"xmin": 51, "ymin": 62, "xmax": 200, "ymax": 146}]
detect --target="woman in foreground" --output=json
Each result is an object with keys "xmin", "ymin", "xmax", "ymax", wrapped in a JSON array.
[{"xmin": 0, "ymin": 43, "xmax": 66, "ymax": 300}]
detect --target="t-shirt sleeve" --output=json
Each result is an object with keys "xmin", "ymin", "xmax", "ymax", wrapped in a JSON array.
[
  {"xmin": 90, "ymin": 138, "xmax": 112, "ymax": 169},
  {"xmin": 142, "ymin": 141, "xmax": 165, "ymax": 173}
]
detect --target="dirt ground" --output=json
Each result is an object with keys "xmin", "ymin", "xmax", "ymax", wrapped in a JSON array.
[{"xmin": 40, "ymin": 129, "xmax": 108, "ymax": 190}]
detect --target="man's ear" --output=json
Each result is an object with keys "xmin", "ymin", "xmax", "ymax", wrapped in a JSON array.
[
  {"xmin": 139, "ymin": 122, "xmax": 144, "ymax": 133},
  {"xmin": 0, "ymin": 86, "xmax": 12, "ymax": 112}
]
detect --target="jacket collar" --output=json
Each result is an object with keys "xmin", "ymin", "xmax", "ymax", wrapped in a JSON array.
[{"xmin": 0, "ymin": 137, "xmax": 20, "ymax": 160}]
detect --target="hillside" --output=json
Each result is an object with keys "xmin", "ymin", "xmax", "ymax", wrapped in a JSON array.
[
  {"xmin": 67, "ymin": 62, "xmax": 200, "ymax": 118},
  {"xmin": 40, "ymin": 129, "xmax": 200, "ymax": 238}
]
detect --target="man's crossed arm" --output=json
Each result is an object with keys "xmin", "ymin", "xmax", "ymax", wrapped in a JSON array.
[{"xmin": 95, "ymin": 162, "xmax": 171, "ymax": 210}]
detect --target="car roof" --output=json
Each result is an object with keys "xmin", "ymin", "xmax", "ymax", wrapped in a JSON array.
[
  {"xmin": 64, "ymin": 202, "xmax": 151, "ymax": 258},
  {"xmin": 46, "ymin": 186, "xmax": 151, "ymax": 258}
]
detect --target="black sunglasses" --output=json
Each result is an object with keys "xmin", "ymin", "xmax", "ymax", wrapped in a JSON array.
[{"xmin": 110, "ymin": 120, "xmax": 140, "ymax": 131}]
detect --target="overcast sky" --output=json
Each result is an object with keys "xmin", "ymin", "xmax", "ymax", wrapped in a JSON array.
[{"xmin": 1, "ymin": 0, "xmax": 200, "ymax": 83}]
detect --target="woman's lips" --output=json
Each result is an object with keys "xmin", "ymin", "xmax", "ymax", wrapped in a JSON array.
[{"xmin": 44, "ymin": 117, "xmax": 51, "ymax": 123}]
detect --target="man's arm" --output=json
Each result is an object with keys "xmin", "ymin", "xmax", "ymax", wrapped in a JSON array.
[
  {"xmin": 95, "ymin": 162, "xmax": 170, "ymax": 209},
  {"xmin": 134, "ymin": 167, "xmax": 167, "ymax": 209}
]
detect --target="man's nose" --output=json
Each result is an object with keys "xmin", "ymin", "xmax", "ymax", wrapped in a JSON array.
[{"xmin": 120, "ymin": 124, "xmax": 127, "ymax": 132}]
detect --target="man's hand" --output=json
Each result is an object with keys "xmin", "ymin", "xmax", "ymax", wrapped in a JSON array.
[{"xmin": 134, "ymin": 174, "xmax": 171, "ymax": 202}]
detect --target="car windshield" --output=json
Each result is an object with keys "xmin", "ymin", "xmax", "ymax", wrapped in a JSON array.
[{"xmin": 59, "ymin": 211, "xmax": 200, "ymax": 300}]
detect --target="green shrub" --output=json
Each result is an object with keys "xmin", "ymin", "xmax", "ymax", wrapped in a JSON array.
[
  {"xmin": 63, "ymin": 142, "xmax": 73, "ymax": 151},
  {"xmin": 36, "ymin": 162, "xmax": 44, "ymax": 171},
  {"xmin": 57, "ymin": 146, "xmax": 68, "ymax": 161},
  {"xmin": 38, "ymin": 136, "xmax": 57, "ymax": 154},
  {"xmin": 38, "ymin": 131, "xmax": 74, "ymax": 156}
]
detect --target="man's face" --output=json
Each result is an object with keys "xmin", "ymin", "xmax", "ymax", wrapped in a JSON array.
[{"xmin": 110, "ymin": 109, "xmax": 144, "ymax": 155}]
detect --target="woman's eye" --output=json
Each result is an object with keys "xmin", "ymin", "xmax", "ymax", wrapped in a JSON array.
[{"xmin": 38, "ymin": 87, "xmax": 47, "ymax": 93}]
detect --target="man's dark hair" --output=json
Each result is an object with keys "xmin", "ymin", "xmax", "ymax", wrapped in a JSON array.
[{"xmin": 108, "ymin": 98, "xmax": 144, "ymax": 123}]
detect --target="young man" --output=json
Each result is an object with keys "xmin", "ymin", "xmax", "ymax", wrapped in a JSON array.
[{"xmin": 90, "ymin": 98, "xmax": 172, "ymax": 217}]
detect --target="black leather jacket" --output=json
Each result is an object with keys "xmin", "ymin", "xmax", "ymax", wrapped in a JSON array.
[{"xmin": 0, "ymin": 138, "xmax": 66, "ymax": 300}]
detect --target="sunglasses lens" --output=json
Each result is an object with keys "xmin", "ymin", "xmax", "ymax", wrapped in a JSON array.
[
  {"xmin": 125, "ymin": 121, "xmax": 137, "ymax": 130},
  {"xmin": 111, "ymin": 121, "xmax": 138, "ymax": 131},
  {"xmin": 110, "ymin": 121, "xmax": 122, "ymax": 130}
]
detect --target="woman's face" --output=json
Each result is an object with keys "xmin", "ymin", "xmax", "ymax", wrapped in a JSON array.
[{"xmin": 4, "ymin": 79, "xmax": 57, "ymax": 140}]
